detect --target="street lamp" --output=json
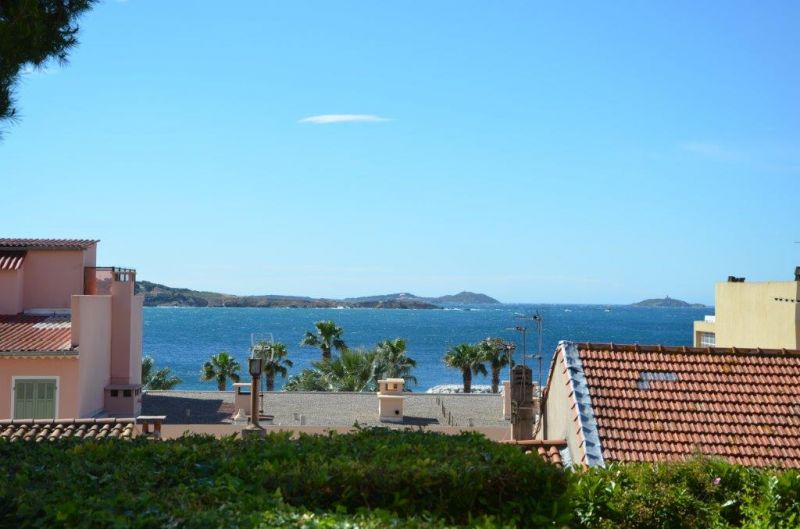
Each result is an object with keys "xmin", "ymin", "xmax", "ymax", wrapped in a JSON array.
[{"xmin": 243, "ymin": 357, "xmax": 265, "ymax": 438}]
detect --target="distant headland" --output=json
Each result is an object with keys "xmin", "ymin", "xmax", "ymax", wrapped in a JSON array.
[
  {"xmin": 631, "ymin": 296, "xmax": 708, "ymax": 308},
  {"xmin": 135, "ymin": 281, "xmax": 500, "ymax": 309}
]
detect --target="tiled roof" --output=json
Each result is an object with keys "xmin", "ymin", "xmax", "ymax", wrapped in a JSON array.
[
  {"xmin": 501, "ymin": 439, "xmax": 568, "ymax": 467},
  {"xmin": 0, "ymin": 418, "xmax": 135, "ymax": 442},
  {"xmin": 0, "ymin": 251, "xmax": 25, "ymax": 270},
  {"xmin": 0, "ymin": 238, "xmax": 98, "ymax": 250},
  {"xmin": 557, "ymin": 342, "xmax": 800, "ymax": 468},
  {"xmin": 0, "ymin": 315, "xmax": 74, "ymax": 354}
]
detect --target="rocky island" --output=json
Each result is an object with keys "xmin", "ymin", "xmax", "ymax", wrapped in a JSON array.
[
  {"xmin": 631, "ymin": 296, "xmax": 708, "ymax": 308},
  {"xmin": 135, "ymin": 281, "xmax": 499, "ymax": 309}
]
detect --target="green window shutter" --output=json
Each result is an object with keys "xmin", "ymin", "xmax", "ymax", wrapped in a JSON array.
[
  {"xmin": 13, "ymin": 380, "xmax": 56, "ymax": 419},
  {"xmin": 14, "ymin": 381, "xmax": 32, "ymax": 419}
]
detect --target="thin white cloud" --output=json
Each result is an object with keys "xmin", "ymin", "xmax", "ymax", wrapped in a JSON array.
[
  {"xmin": 679, "ymin": 141, "xmax": 740, "ymax": 162},
  {"xmin": 299, "ymin": 114, "xmax": 389, "ymax": 124}
]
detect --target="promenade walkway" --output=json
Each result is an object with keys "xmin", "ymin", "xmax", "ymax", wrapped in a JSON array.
[{"xmin": 141, "ymin": 390, "xmax": 509, "ymax": 439}]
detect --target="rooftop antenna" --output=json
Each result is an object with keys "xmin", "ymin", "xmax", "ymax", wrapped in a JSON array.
[
  {"xmin": 511, "ymin": 312, "xmax": 543, "ymax": 397},
  {"xmin": 514, "ymin": 310, "xmax": 542, "ymax": 386},
  {"xmin": 533, "ymin": 312, "xmax": 543, "ymax": 396},
  {"xmin": 251, "ymin": 333, "xmax": 275, "ymax": 350},
  {"xmin": 505, "ymin": 312, "xmax": 542, "ymax": 440},
  {"xmin": 506, "ymin": 324, "xmax": 528, "ymax": 370}
]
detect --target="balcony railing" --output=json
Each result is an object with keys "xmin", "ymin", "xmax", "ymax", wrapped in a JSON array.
[{"xmin": 84, "ymin": 267, "xmax": 137, "ymax": 295}]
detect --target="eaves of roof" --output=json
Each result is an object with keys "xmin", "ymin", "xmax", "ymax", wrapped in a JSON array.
[
  {"xmin": 0, "ymin": 418, "xmax": 135, "ymax": 442},
  {"xmin": 0, "ymin": 239, "xmax": 98, "ymax": 251},
  {"xmin": 500, "ymin": 439, "xmax": 569, "ymax": 467},
  {"xmin": 0, "ymin": 251, "xmax": 25, "ymax": 270}
]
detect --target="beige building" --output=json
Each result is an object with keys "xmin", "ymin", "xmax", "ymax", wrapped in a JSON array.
[{"xmin": 693, "ymin": 268, "xmax": 800, "ymax": 349}]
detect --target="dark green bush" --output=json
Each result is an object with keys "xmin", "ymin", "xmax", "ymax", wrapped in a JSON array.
[
  {"xmin": 0, "ymin": 428, "xmax": 569, "ymax": 528},
  {"xmin": 5, "ymin": 429, "xmax": 799, "ymax": 528},
  {"xmin": 571, "ymin": 457, "xmax": 800, "ymax": 529}
]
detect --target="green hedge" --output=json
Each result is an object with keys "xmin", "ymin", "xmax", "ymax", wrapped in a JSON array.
[
  {"xmin": 0, "ymin": 428, "xmax": 569, "ymax": 528},
  {"xmin": 571, "ymin": 457, "xmax": 800, "ymax": 529},
  {"xmin": 4, "ymin": 429, "xmax": 800, "ymax": 528}
]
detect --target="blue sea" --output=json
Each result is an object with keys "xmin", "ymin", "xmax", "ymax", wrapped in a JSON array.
[{"xmin": 143, "ymin": 304, "xmax": 712, "ymax": 391}]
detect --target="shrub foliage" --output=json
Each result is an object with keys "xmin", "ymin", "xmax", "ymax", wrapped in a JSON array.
[
  {"xmin": 0, "ymin": 428, "xmax": 568, "ymax": 528},
  {"xmin": 2, "ymin": 429, "xmax": 800, "ymax": 528},
  {"xmin": 572, "ymin": 457, "xmax": 800, "ymax": 529}
]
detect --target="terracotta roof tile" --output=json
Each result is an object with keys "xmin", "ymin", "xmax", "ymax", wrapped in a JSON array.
[
  {"xmin": 0, "ymin": 251, "xmax": 25, "ymax": 270},
  {"xmin": 0, "ymin": 315, "xmax": 74, "ymax": 354},
  {"xmin": 569, "ymin": 342, "xmax": 800, "ymax": 468},
  {"xmin": 0, "ymin": 239, "xmax": 97, "ymax": 250},
  {"xmin": 500, "ymin": 439, "xmax": 569, "ymax": 467},
  {"xmin": 0, "ymin": 418, "xmax": 135, "ymax": 442}
]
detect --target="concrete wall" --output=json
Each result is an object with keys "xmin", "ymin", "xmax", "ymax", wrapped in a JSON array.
[
  {"xmin": 0, "ymin": 269, "xmax": 24, "ymax": 315},
  {"xmin": 82, "ymin": 245, "xmax": 97, "ymax": 268},
  {"xmin": 110, "ymin": 281, "xmax": 135, "ymax": 384},
  {"xmin": 73, "ymin": 295, "xmax": 112, "ymax": 417},
  {"xmin": 0, "ymin": 358, "xmax": 80, "ymax": 419},
  {"xmin": 693, "ymin": 319, "xmax": 716, "ymax": 347},
  {"xmin": 128, "ymin": 294, "xmax": 144, "ymax": 385},
  {"xmin": 22, "ymin": 250, "xmax": 86, "ymax": 310},
  {"xmin": 537, "ymin": 348, "xmax": 585, "ymax": 466},
  {"xmin": 710, "ymin": 281, "xmax": 800, "ymax": 349}
]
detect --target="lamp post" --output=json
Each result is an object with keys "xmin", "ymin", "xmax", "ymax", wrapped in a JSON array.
[{"xmin": 243, "ymin": 357, "xmax": 265, "ymax": 438}]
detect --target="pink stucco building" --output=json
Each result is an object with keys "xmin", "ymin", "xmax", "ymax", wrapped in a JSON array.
[{"xmin": 0, "ymin": 239, "xmax": 143, "ymax": 420}]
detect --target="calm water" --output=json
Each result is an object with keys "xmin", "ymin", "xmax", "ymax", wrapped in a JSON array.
[{"xmin": 143, "ymin": 304, "xmax": 711, "ymax": 391}]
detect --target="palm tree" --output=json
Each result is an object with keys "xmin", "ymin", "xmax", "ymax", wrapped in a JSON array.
[
  {"xmin": 314, "ymin": 348, "xmax": 378, "ymax": 392},
  {"xmin": 374, "ymin": 338, "xmax": 417, "ymax": 387},
  {"xmin": 141, "ymin": 356, "xmax": 182, "ymax": 390},
  {"xmin": 479, "ymin": 337, "xmax": 515, "ymax": 393},
  {"xmin": 251, "ymin": 341, "xmax": 294, "ymax": 391},
  {"xmin": 443, "ymin": 343, "xmax": 487, "ymax": 393},
  {"xmin": 300, "ymin": 320, "xmax": 346, "ymax": 360},
  {"xmin": 200, "ymin": 351, "xmax": 241, "ymax": 391},
  {"xmin": 283, "ymin": 369, "xmax": 328, "ymax": 391}
]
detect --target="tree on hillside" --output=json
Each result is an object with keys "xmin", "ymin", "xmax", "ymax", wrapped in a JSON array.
[
  {"xmin": 479, "ymin": 337, "xmax": 515, "ymax": 393},
  {"xmin": 443, "ymin": 343, "xmax": 487, "ymax": 394},
  {"xmin": 251, "ymin": 341, "xmax": 293, "ymax": 391},
  {"xmin": 0, "ymin": 1, "xmax": 96, "ymax": 132},
  {"xmin": 200, "ymin": 351, "xmax": 241, "ymax": 391},
  {"xmin": 141, "ymin": 356, "xmax": 182, "ymax": 390},
  {"xmin": 374, "ymin": 338, "xmax": 417, "ymax": 387},
  {"xmin": 300, "ymin": 320, "xmax": 346, "ymax": 360}
]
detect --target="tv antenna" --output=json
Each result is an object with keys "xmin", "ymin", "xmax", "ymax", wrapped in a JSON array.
[
  {"xmin": 509, "ymin": 312, "xmax": 543, "ymax": 396},
  {"xmin": 251, "ymin": 333, "xmax": 274, "ymax": 350}
]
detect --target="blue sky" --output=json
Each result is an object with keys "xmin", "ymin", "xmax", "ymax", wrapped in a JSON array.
[{"xmin": 2, "ymin": 1, "xmax": 798, "ymax": 304}]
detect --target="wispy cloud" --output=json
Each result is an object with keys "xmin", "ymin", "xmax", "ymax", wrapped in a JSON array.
[
  {"xmin": 299, "ymin": 114, "xmax": 389, "ymax": 124},
  {"xmin": 679, "ymin": 141, "xmax": 741, "ymax": 162}
]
